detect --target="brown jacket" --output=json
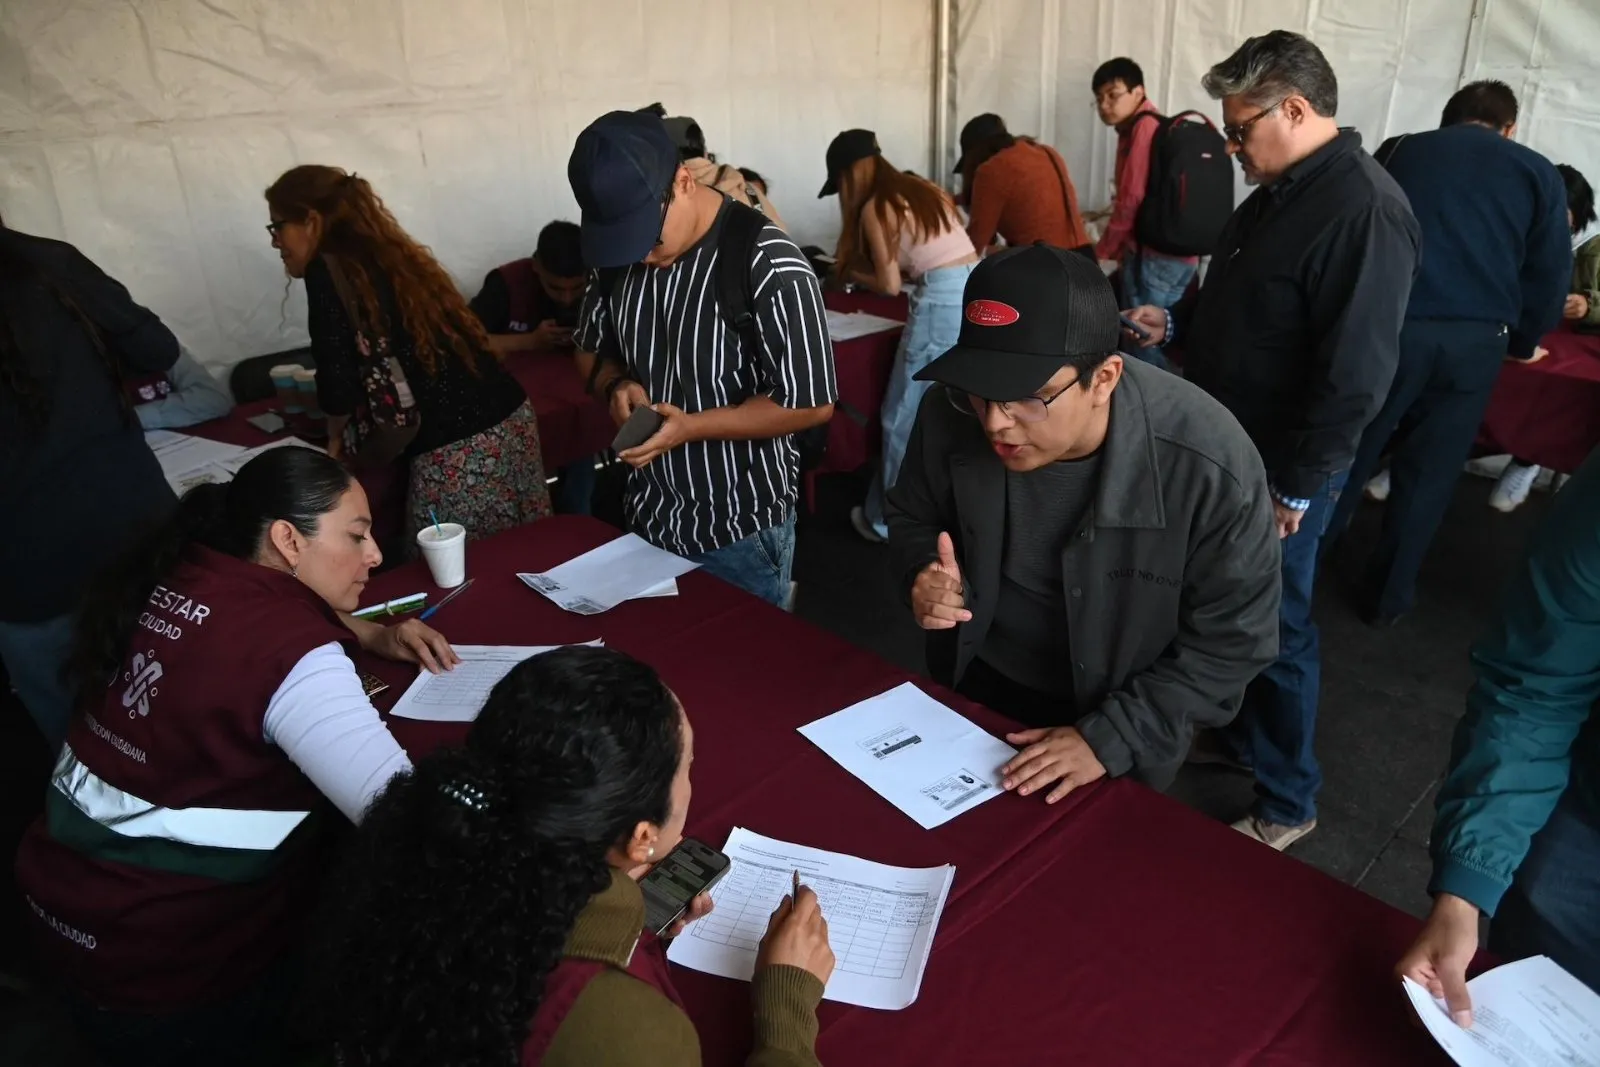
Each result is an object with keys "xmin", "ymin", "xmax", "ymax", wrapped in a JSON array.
[
  {"xmin": 537, "ymin": 868, "xmax": 825, "ymax": 1066},
  {"xmin": 965, "ymin": 140, "xmax": 1090, "ymax": 253}
]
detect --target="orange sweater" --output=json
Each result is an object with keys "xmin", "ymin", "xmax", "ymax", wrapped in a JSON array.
[{"xmin": 966, "ymin": 140, "xmax": 1090, "ymax": 253}]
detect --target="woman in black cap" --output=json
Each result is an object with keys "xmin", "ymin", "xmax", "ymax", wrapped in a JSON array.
[{"xmin": 819, "ymin": 129, "xmax": 979, "ymax": 543}]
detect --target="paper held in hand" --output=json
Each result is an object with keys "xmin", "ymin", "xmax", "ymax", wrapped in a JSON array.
[
  {"xmin": 517, "ymin": 534, "xmax": 700, "ymax": 615},
  {"xmin": 1403, "ymin": 955, "xmax": 1600, "ymax": 1067},
  {"xmin": 665, "ymin": 827, "xmax": 955, "ymax": 1011},
  {"xmin": 798, "ymin": 682, "xmax": 1017, "ymax": 829}
]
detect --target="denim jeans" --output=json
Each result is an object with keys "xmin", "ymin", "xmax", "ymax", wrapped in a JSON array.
[
  {"xmin": 0, "ymin": 611, "xmax": 77, "ymax": 752},
  {"xmin": 1227, "ymin": 470, "xmax": 1349, "ymax": 826},
  {"xmin": 1489, "ymin": 790, "xmax": 1600, "ymax": 993},
  {"xmin": 863, "ymin": 262, "xmax": 976, "ymax": 536},
  {"xmin": 1119, "ymin": 250, "xmax": 1197, "ymax": 371},
  {"xmin": 687, "ymin": 513, "xmax": 796, "ymax": 609}
]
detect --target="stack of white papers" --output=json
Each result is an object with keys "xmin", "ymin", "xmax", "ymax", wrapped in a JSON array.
[
  {"xmin": 146, "ymin": 431, "xmax": 322, "ymax": 496},
  {"xmin": 798, "ymin": 682, "xmax": 1016, "ymax": 829},
  {"xmin": 518, "ymin": 534, "xmax": 700, "ymax": 615},
  {"xmin": 666, "ymin": 828, "xmax": 955, "ymax": 1010},
  {"xmin": 388, "ymin": 643, "xmax": 600, "ymax": 722},
  {"xmin": 826, "ymin": 309, "xmax": 905, "ymax": 342},
  {"xmin": 1404, "ymin": 956, "xmax": 1600, "ymax": 1067}
]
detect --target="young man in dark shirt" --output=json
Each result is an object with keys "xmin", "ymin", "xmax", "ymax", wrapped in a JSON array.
[
  {"xmin": 1324, "ymin": 82, "xmax": 1570, "ymax": 623},
  {"xmin": 469, "ymin": 220, "xmax": 587, "ymax": 356},
  {"xmin": 1125, "ymin": 30, "xmax": 1420, "ymax": 851},
  {"xmin": 887, "ymin": 245, "xmax": 1279, "ymax": 801}
]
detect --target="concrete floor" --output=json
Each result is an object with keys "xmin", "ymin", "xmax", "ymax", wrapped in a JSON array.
[{"xmin": 0, "ymin": 463, "xmax": 1556, "ymax": 1063}]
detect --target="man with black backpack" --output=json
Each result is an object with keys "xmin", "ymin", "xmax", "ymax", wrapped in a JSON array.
[
  {"xmin": 1092, "ymin": 57, "xmax": 1232, "ymax": 370},
  {"xmin": 567, "ymin": 110, "xmax": 837, "ymax": 608}
]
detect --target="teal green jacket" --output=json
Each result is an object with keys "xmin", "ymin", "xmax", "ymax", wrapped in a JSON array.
[{"xmin": 1430, "ymin": 447, "xmax": 1600, "ymax": 914}]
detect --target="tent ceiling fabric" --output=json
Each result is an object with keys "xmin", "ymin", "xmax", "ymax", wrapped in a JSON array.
[
  {"xmin": 0, "ymin": 0, "xmax": 933, "ymax": 369},
  {"xmin": 953, "ymin": 0, "xmax": 1599, "ymax": 242}
]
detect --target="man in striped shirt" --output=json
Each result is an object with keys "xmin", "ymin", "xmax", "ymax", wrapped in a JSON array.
[{"xmin": 568, "ymin": 111, "xmax": 837, "ymax": 607}]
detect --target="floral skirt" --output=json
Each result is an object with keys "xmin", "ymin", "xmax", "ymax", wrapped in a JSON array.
[{"xmin": 406, "ymin": 401, "xmax": 552, "ymax": 541}]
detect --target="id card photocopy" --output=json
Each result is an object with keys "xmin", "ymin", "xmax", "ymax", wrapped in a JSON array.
[{"xmin": 798, "ymin": 682, "xmax": 1016, "ymax": 829}]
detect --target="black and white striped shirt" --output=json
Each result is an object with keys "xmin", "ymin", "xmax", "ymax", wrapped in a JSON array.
[{"xmin": 575, "ymin": 203, "xmax": 837, "ymax": 556}]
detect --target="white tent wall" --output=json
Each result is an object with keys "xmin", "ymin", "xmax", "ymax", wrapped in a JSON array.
[
  {"xmin": 953, "ymin": 0, "xmax": 1596, "ymax": 232},
  {"xmin": 0, "ymin": 0, "xmax": 934, "ymax": 372}
]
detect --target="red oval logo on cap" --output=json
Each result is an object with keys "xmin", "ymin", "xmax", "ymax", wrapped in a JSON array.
[{"xmin": 965, "ymin": 299, "xmax": 1019, "ymax": 326}]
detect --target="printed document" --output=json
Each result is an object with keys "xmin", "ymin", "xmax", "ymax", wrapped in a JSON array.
[
  {"xmin": 826, "ymin": 309, "xmax": 905, "ymax": 342},
  {"xmin": 798, "ymin": 682, "xmax": 1016, "ymax": 829},
  {"xmin": 666, "ymin": 827, "xmax": 955, "ymax": 1010},
  {"xmin": 145, "ymin": 432, "xmax": 321, "ymax": 495},
  {"xmin": 388, "ymin": 643, "xmax": 599, "ymax": 722},
  {"xmin": 1404, "ymin": 955, "xmax": 1600, "ymax": 1067},
  {"xmin": 517, "ymin": 534, "xmax": 700, "ymax": 615}
]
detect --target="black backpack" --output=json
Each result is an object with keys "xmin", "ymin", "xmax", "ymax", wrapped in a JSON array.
[
  {"xmin": 1133, "ymin": 111, "xmax": 1234, "ymax": 256},
  {"xmin": 597, "ymin": 201, "xmax": 835, "ymax": 470}
]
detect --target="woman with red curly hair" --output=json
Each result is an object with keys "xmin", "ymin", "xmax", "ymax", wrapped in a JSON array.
[{"xmin": 265, "ymin": 166, "xmax": 551, "ymax": 540}]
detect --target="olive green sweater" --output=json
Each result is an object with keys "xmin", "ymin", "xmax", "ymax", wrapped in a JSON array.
[
  {"xmin": 539, "ymin": 869, "xmax": 825, "ymax": 1066},
  {"xmin": 1574, "ymin": 234, "xmax": 1600, "ymax": 330}
]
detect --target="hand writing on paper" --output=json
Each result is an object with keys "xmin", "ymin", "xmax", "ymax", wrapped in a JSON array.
[
  {"xmin": 618, "ymin": 404, "xmax": 698, "ymax": 469},
  {"xmin": 1396, "ymin": 893, "xmax": 1481, "ymax": 1029},
  {"xmin": 912, "ymin": 532, "xmax": 970, "ymax": 630},
  {"xmin": 1001, "ymin": 726, "xmax": 1107, "ymax": 803},
  {"xmin": 757, "ymin": 883, "xmax": 836, "ymax": 985}
]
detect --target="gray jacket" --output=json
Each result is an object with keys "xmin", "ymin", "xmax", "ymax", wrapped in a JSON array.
[{"xmin": 886, "ymin": 358, "xmax": 1281, "ymax": 784}]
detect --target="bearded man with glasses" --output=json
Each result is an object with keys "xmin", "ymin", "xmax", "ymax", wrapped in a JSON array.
[{"xmin": 886, "ymin": 245, "xmax": 1280, "ymax": 804}]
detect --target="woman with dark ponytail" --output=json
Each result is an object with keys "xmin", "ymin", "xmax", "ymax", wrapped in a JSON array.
[
  {"xmin": 15, "ymin": 445, "xmax": 459, "ymax": 1067},
  {"xmin": 264, "ymin": 165, "xmax": 552, "ymax": 542},
  {"xmin": 0, "ymin": 215, "xmax": 181, "ymax": 750},
  {"xmin": 318, "ymin": 645, "xmax": 834, "ymax": 1067}
]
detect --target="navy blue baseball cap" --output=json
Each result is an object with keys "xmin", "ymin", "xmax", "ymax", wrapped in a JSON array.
[{"xmin": 568, "ymin": 111, "xmax": 680, "ymax": 269}]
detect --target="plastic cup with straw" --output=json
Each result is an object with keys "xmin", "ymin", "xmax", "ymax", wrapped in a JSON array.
[{"xmin": 416, "ymin": 509, "xmax": 467, "ymax": 588}]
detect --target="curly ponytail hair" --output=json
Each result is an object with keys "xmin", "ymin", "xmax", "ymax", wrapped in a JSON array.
[
  {"xmin": 264, "ymin": 165, "xmax": 493, "ymax": 376},
  {"xmin": 314, "ymin": 645, "xmax": 683, "ymax": 1067}
]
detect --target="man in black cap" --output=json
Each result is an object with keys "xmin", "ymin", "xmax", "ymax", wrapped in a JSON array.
[
  {"xmin": 886, "ymin": 245, "xmax": 1280, "ymax": 800},
  {"xmin": 568, "ymin": 110, "xmax": 836, "ymax": 607}
]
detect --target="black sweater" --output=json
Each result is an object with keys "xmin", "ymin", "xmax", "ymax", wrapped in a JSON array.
[{"xmin": 1, "ymin": 229, "xmax": 180, "ymax": 621}]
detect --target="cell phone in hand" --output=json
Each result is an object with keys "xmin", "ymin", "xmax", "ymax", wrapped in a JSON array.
[
  {"xmin": 612, "ymin": 404, "xmax": 666, "ymax": 452},
  {"xmin": 639, "ymin": 838, "xmax": 732, "ymax": 936},
  {"xmin": 1118, "ymin": 314, "xmax": 1151, "ymax": 343}
]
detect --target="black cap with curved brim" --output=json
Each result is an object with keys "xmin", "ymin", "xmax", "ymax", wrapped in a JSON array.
[
  {"xmin": 662, "ymin": 116, "xmax": 703, "ymax": 156},
  {"xmin": 914, "ymin": 245, "xmax": 1122, "ymax": 400},
  {"xmin": 569, "ymin": 111, "xmax": 679, "ymax": 269},
  {"xmin": 953, "ymin": 113, "xmax": 1008, "ymax": 173},
  {"xmin": 818, "ymin": 129, "xmax": 881, "ymax": 198}
]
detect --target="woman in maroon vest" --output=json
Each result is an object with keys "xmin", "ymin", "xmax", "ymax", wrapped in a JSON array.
[
  {"xmin": 265, "ymin": 165, "xmax": 552, "ymax": 542},
  {"xmin": 314, "ymin": 645, "xmax": 835, "ymax": 1066},
  {"xmin": 15, "ymin": 446, "xmax": 458, "ymax": 1067}
]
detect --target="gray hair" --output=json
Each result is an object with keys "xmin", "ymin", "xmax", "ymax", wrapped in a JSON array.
[{"xmin": 1202, "ymin": 30, "xmax": 1338, "ymax": 117}]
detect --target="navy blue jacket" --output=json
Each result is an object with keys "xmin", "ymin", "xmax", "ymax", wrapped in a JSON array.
[{"xmin": 1378, "ymin": 124, "xmax": 1571, "ymax": 358}]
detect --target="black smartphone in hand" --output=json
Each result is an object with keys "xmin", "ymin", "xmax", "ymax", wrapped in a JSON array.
[
  {"xmin": 1119, "ymin": 314, "xmax": 1152, "ymax": 342},
  {"xmin": 640, "ymin": 838, "xmax": 732, "ymax": 936},
  {"xmin": 612, "ymin": 404, "xmax": 665, "ymax": 452}
]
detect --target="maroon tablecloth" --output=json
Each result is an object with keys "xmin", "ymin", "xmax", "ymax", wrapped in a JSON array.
[
  {"xmin": 1478, "ymin": 326, "xmax": 1600, "ymax": 473},
  {"xmin": 821, "ymin": 290, "xmax": 907, "ymax": 475},
  {"xmin": 351, "ymin": 515, "xmax": 1451, "ymax": 1067}
]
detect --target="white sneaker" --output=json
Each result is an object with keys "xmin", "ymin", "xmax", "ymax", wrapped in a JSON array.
[
  {"xmin": 1490, "ymin": 463, "xmax": 1540, "ymax": 512},
  {"xmin": 1364, "ymin": 469, "xmax": 1391, "ymax": 502},
  {"xmin": 849, "ymin": 506, "xmax": 886, "ymax": 544}
]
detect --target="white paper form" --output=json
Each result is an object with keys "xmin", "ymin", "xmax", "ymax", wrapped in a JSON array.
[
  {"xmin": 798, "ymin": 682, "xmax": 1017, "ymax": 829},
  {"xmin": 1404, "ymin": 956, "xmax": 1600, "ymax": 1067},
  {"xmin": 145, "ymin": 432, "xmax": 248, "ymax": 488},
  {"xmin": 826, "ymin": 309, "xmax": 905, "ymax": 342},
  {"xmin": 666, "ymin": 827, "xmax": 955, "ymax": 1010},
  {"xmin": 388, "ymin": 643, "xmax": 599, "ymax": 722},
  {"xmin": 217, "ymin": 437, "xmax": 324, "ymax": 475},
  {"xmin": 517, "ymin": 534, "xmax": 700, "ymax": 615}
]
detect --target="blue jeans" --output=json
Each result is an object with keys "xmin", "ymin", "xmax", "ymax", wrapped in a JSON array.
[
  {"xmin": 1227, "ymin": 471, "xmax": 1348, "ymax": 826},
  {"xmin": 863, "ymin": 263, "xmax": 976, "ymax": 536},
  {"xmin": 1490, "ymin": 790, "xmax": 1600, "ymax": 992},
  {"xmin": 688, "ymin": 513, "xmax": 796, "ymax": 609},
  {"xmin": 0, "ymin": 611, "xmax": 77, "ymax": 753},
  {"xmin": 1119, "ymin": 250, "xmax": 1196, "ymax": 371}
]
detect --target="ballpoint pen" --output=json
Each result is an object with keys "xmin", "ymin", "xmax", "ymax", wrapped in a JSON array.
[{"xmin": 419, "ymin": 578, "xmax": 474, "ymax": 621}]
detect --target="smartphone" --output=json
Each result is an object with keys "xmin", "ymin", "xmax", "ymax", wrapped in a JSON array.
[
  {"xmin": 1118, "ymin": 314, "xmax": 1152, "ymax": 343},
  {"xmin": 612, "ymin": 404, "xmax": 665, "ymax": 452},
  {"xmin": 246, "ymin": 411, "xmax": 287, "ymax": 434},
  {"xmin": 639, "ymin": 838, "xmax": 732, "ymax": 936}
]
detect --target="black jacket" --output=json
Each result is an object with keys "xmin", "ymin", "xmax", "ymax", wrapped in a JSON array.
[
  {"xmin": 885, "ymin": 359, "xmax": 1282, "ymax": 786},
  {"xmin": 1178, "ymin": 130, "xmax": 1421, "ymax": 501},
  {"xmin": 1, "ymin": 229, "xmax": 180, "ymax": 621}
]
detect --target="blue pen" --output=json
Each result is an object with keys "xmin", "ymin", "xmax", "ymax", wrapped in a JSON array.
[{"xmin": 419, "ymin": 578, "xmax": 473, "ymax": 621}]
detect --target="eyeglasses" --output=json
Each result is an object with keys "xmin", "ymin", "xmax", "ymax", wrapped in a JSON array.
[
  {"xmin": 946, "ymin": 380, "xmax": 1077, "ymax": 423},
  {"xmin": 1222, "ymin": 99, "xmax": 1286, "ymax": 146},
  {"xmin": 653, "ymin": 182, "xmax": 675, "ymax": 247},
  {"xmin": 265, "ymin": 220, "xmax": 288, "ymax": 237},
  {"xmin": 1093, "ymin": 87, "xmax": 1128, "ymax": 110}
]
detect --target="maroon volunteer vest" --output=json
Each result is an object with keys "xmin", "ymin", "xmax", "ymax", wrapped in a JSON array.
[
  {"xmin": 15, "ymin": 547, "xmax": 352, "ymax": 1011},
  {"xmin": 520, "ymin": 930, "xmax": 685, "ymax": 1064},
  {"xmin": 497, "ymin": 258, "xmax": 539, "ymax": 333}
]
